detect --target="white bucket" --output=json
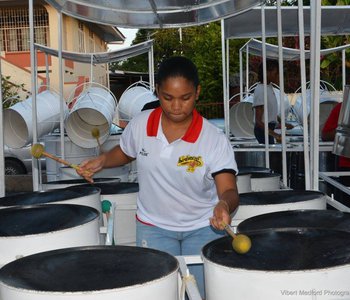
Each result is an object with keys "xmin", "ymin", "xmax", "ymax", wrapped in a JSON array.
[
  {"xmin": 65, "ymin": 86, "xmax": 117, "ymax": 148},
  {"xmin": 117, "ymin": 84, "xmax": 157, "ymax": 122},
  {"xmin": 292, "ymin": 89, "xmax": 339, "ymax": 132},
  {"xmin": 229, "ymin": 102, "xmax": 254, "ymax": 137},
  {"xmin": 4, "ymin": 90, "xmax": 67, "ymax": 148}
]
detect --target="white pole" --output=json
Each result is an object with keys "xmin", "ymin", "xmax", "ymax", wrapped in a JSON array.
[
  {"xmin": 276, "ymin": 0, "xmax": 287, "ymax": 187},
  {"xmin": 29, "ymin": 0, "xmax": 39, "ymax": 191},
  {"xmin": 58, "ymin": 12, "xmax": 65, "ymax": 162},
  {"xmin": 226, "ymin": 38, "xmax": 230, "ymax": 106},
  {"xmin": 45, "ymin": 53, "xmax": 50, "ymax": 88},
  {"xmin": 298, "ymin": 0, "xmax": 311, "ymax": 190},
  {"xmin": 310, "ymin": 1, "xmax": 321, "ymax": 190},
  {"xmin": 246, "ymin": 46, "xmax": 249, "ymax": 93},
  {"xmin": 342, "ymin": 49, "xmax": 346, "ymax": 90},
  {"xmin": 261, "ymin": 4, "xmax": 270, "ymax": 168},
  {"xmin": 0, "ymin": 56, "xmax": 4, "ymax": 197},
  {"xmin": 239, "ymin": 49, "xmax": 243, "ymax": 102},
  {"xmin": 221, "ymin": 19, "xmax": 230, "ymax": 138}
]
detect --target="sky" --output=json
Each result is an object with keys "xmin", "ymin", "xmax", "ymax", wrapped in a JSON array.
[{"xmin": 108, "ymin": 28, "xmax": 138, "ymax": 51}]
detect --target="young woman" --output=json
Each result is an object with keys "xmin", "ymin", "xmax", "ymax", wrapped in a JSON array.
[{"xmin": 78, "ymin": 56, "xmax": 239, "ymax": 298}]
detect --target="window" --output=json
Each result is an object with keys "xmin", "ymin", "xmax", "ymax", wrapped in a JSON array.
[{"xmin": 0, "ymin": 7, "xmax": 49, "ymax": 52}]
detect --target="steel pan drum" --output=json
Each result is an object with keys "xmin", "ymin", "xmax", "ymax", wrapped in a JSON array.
[
  {"xmin": 203, "ymin": 229, "xmax": 350, "ymax": 300},
  {"xmin": 236, "ymin": 173, "xmax": 251, "ymax": 194},
  {"xmin": 42, "ymin": 177, "xmax": 120, "ymax": 190},
  {"xmin": 0, "ymin": 204, "xmax": 100, "ymax": 266},
  {"xmin": 79, "ymin": 182, "xmax": 139, "ymax": 245},
  {"xmin": 0, "ymin": 186, "xmax": 101, "ymax": 213},
  {"xmin": 0, "ymin": 246, "xmax": 179, "ymax": 300},
  {"xmin": 250, "ymin": 172, "xmax": 281, "ymax": 191},
  {"xmin": 231, "ymin": 190, "xmax": 327, "ymax": 227},
  {"xmin": 237, "ymin": 209, "xmax": 350, "ymax": 234}
]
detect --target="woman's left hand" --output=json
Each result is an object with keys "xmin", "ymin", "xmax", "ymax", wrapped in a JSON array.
[{"xmin": 210, "ymin": 200, "xmax": 231, "ymax": 230}]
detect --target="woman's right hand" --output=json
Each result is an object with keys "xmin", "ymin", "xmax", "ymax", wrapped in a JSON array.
[{"xmin": 77, "ymin": 154, "xmax": 106, "ymax": 183}]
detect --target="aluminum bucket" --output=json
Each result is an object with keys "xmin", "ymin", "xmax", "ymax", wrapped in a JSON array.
[
  {"xmin": 65, "ymin": 85, "xmax": 116, "ymax": 148},
  {"xmin": 4, "ymin": 90, "xmax": 67, "ymax": 148}
]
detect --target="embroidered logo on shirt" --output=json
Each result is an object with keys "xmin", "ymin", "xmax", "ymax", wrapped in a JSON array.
[
  {"xmin": 139, "ymin": 148, "xmax": 149, "ymax": 156},
  {"xmin": 177, "ymin": 155, "xmax": 203, "ymax": 173}
]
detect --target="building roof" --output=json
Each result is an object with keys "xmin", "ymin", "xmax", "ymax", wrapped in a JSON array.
[{"xmin": 0, "ymin": 0, "xmax": 125, "ymax": 44}]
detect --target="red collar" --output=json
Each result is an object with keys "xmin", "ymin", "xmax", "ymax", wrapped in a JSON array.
[{"xmin": 146, "ymin": 107, "xmax": 203, "ymax": 143}]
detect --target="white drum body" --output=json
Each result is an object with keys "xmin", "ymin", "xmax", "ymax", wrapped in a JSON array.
[
  {"xmin": 203, "ymin": 257, "xmax": 350, "ymax": 300},
  {"xmin": 231, "ymin": 191, "xmax": 327, "ymax": 227},
  {"xmin": 236, "ymin": 173, "xmax": 252, "ymax": 194},
  {"xmin": 203, "ymin": 229, "xmax": 350, "ymax": 300},
  {"xmin": 0, "ymin": 205, "xmax": 100, "ymax": 267},
  {"xmin": 0, "ymin": 246, "xmax": 179, "ymax": 300},
  {"xmin": 250, "ymin": 173, "xmax": 281, "ymax": 191},
  {"xmin": 83, "ymin": 183, "xmax": 139, "ymax": 246}
]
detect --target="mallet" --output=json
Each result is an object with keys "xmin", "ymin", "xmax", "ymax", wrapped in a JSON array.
[
  {"xmin": 221, "ymin": 221, "xmax": 252, "ymax": 254},
  {"xmin": 91, "ymin": 128, "xmax": 103, "ymax": 153},
  {"xmin": 31, "ymin": 144, "xmax": 91, "ymax": 176}
]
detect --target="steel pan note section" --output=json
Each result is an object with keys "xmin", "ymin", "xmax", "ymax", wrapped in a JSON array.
[
  {"xmin": 0, "ymin": 246, "xmax": 179, "ymax": 300},
  {"xmin": 0, "ymin": 186, "xmax": 101, "ymax": 213},
  {"xmin": 237, "ymin": 209, "xmax": 350, "ymax": 234},
  {"xmin": 231, "ymin": 190, "xmax": 327, "ymax": 227},
  {"xmin": 202, "ymin": 229, "xmax": 350, "ymax": 300},
  {"xmin": 0, "ymin": 205, "xmax": 101, "ymax": 267}
]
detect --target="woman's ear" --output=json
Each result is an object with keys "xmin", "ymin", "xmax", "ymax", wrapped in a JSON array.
[{"xmin": 196, "ymin": 85, "xmax": 201, "ymax": 101}]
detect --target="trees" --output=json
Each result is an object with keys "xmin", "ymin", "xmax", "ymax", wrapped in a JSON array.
[
  {"xmin": 111, "ymin": 23, "xmax": 247, "ymax": 105},
  {"xmin": 1, "ymin": 75, "xmax": 23, "ymax": 109}
]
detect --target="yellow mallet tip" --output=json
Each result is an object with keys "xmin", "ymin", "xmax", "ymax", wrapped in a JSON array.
[
  {"xmin": 91, "ymin": 128, "xmax": 100, "ymax": 138},
  {"xmin": 232, "ymin": 234, "xmax": 252, "ymax": 254},
  {"xmin": 31, "ymin": 144, "xmax": 45, "ymax": 159}
]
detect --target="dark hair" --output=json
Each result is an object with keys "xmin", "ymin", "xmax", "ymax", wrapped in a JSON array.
[
  {"xmin": 156, "ymin": 56, "xmax": 199, "ymax": 88},
  {"xmin": 258, "ymin": 60, "xmax": 279, "ymax": 82}
]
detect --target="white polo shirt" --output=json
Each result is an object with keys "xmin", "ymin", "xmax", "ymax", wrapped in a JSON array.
[
  {"xmin": 252, "ymin": 83, "xmax": 279, "ymax": 123},
  {"xmin": 120, "ymin": 107, "xmax": 238, "ymax": 231}
]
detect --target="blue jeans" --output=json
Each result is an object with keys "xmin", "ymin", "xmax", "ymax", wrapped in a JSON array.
[
  {"xmin": 254, "ymin": 122, "xmax": 276, "ymax": 144},
  {"xmin": 136, "ymin": 221, "xmax": 225, "ymax": 299}
]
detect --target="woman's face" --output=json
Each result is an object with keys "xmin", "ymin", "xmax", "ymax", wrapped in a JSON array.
[{"xmin": 156, "ymin": 76, "xmax": 200, "ymax": 124}]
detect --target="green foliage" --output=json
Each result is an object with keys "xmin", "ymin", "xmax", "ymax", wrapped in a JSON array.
[
  {"xmin": 1, "ymin": 75, "xmax": 23, "ymax": 108},
  {"xmin": 111, "ymin": 23, "xmax": 247, "ymax": 104}
]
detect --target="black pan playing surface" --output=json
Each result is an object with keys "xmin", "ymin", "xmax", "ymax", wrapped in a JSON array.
[
  {"xmin": 239, "ymin": 190, "xmax": 325, "ymax": 205},
  {"xmin": 0, "ymin": 186, "xmax": 100, "ymax": 207},
  {"xmin": 202, "ymin": 229, "xmax": 350, "ymax": 271},
  {"xmin": 79, "ymin": 182, "xmax": 139, "ymax": 194},
  {"xmin": 0, "ymin": 204, "xmax": 99, "ymax": 236},
  {"xmin": 237, "ymin": 209, "xmax": 350, "ymax": 234},
  {"xmin": 0, "ymin": 246, "xmax": 178, "ymax": 292}
]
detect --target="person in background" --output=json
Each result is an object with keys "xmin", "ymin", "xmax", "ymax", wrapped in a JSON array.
[
  {"xmin": 78, "ymin": 56, "xmax": 239, "ymax": 299},
  {"xmin": 252, "ymin": 60, "xmax": 283, "ymax": 144},
  {"xmin": 322, "ymin": 102, "xmax": 350, "ymax": 204},
  {"xmin": 229, "ymin": 73, "xmax": 242, "ymax": 106}
]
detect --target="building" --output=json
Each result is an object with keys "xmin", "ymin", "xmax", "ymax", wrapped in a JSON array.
[{"xmin": 0, "ymin": 0, "xmax": 125, "ymax": 101}]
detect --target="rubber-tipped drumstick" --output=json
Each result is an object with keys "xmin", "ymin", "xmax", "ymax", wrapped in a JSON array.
[
  {"xmin": 31, "ymin": 144, "xmax": 92, "ymax": 178},
  {"xmin": 91, "ymin": 128, "xmax": 103, "ymax": 153},
  {"xmin": 221, "ymin": 221, "xmax": 252, "ymax": 254}
]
